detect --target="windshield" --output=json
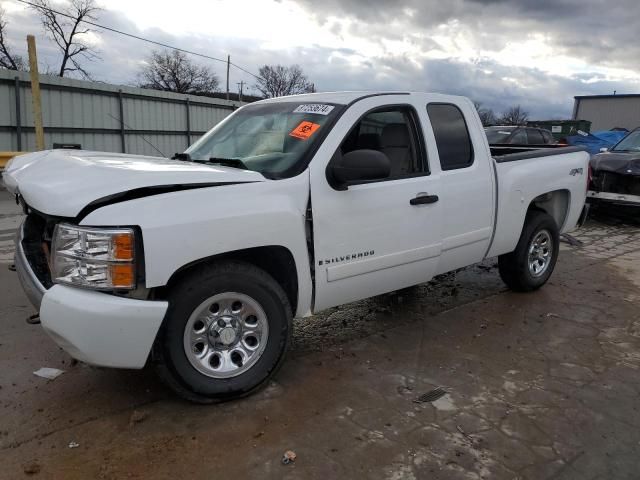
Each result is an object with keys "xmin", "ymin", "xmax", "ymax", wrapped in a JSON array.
[
  {"xmin": 484, "ymin": 126, "xmax": 516, "ymax": 144},
  {"xmin": 612, "ymin": 130, "xmax": 640, "ymax": 152},
  {"xmin": 185, "ymin": 101, "xmax": 341, "ymax": 178}
]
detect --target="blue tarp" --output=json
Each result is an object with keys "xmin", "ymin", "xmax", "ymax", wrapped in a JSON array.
[{"xmin": 566, "ymin": 130, "xmax": 629, "ymax": 155}]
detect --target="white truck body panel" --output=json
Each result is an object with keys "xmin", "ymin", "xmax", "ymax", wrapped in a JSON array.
[
  {"xmin": 3, "ymin": 149, "xmax": 264, "ymax": 217},
  {"xmin": 487, "ymin": 152, "xmax": 588, "ymax": 258},
  {"xmin": 423, "ymin": 96, "xmax": 496, "ymax": 274},
  {"xmin": 309, "ymin": 95, "xmax": 443, "ymax": 311},
  {"xmin": 82, "ymin": 171, "xmax": 315, "ymax": 318}
]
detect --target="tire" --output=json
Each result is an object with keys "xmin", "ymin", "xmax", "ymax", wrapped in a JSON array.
[
  {"xmin": 498, "ymin": 210, "xmax": 559, "ymax": 292},
  {"xmin": 155, "ymin": 260, "xmax": 292, "ymax": 403}
]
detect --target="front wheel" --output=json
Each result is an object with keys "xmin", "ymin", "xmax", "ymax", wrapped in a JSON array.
[
  {"xmin": 155, "ymin": 261, "xmax": 292, "ymax": 403},
  {"xmin": 498, "ymin": 210, "xmax": 559, "ymax": 292}
]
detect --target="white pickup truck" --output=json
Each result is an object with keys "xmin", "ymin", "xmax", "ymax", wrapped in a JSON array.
[{"xmin": 4, "ymin": 91, "xmax": 590, "ymax": 402}]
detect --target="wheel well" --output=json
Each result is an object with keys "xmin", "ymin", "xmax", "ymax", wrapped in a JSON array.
[
  {"xmin": 528, "ymin": 190, "xmax": 569, "ymax": 230},
  {"xmin": 158, "ymin": 246, "xmax": 299, "ymax": 314}
]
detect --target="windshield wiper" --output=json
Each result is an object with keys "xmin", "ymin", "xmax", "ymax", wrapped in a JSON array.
[
  {"xmin": 172, "ymin": 152, "xmax": 191, "ymax": 161},
  {"xmin": 171, "ymin": 153, "xmax": 250, "ymax": 170},
  {"xmin": 208, "ymin": 158, "xmax": 249, "ymax": 170}
]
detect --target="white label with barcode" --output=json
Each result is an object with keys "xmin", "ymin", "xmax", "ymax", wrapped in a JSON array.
[{"xmin": 293, "ymin": 104, "xmax": 335, "ymax": 115}]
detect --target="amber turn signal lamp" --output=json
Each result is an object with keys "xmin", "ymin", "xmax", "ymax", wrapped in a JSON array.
[
  {"xmin": 110, "ymin": 263, "xmax": 136, "ymax": 289},
  {"xmin": 113, "ymin": 233, "xmax": 134, "ymax": 261}
]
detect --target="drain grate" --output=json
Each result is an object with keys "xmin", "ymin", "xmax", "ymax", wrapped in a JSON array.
[{"xmin": 414, "ymin": 387, "xmax": 447, "ymax": 403}]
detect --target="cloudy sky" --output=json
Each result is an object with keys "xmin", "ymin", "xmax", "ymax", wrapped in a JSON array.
[{"xmin": 1, "ymin": 0, "xmax": 639, "ymax": 119}]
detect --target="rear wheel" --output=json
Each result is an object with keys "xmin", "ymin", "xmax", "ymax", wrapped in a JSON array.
[
  {"xmin": 155, "ymin": 261, "xmax": 292, "ymax": 403},
  {"xmin": 498, "ymin": 210, "xmax": 559, "ymax": 292}
]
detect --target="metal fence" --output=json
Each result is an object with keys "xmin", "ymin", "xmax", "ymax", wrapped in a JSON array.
[{"xmin": 0, "ymin": 69, "xmax": 244, "ymax": 157}]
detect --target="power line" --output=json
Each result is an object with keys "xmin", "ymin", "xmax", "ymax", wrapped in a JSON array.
[
  {"xmin": 14, "ymin": 0, "xmax": 262, "ymax": 80},
  {"xmin": 230, "ymin": 62, "xmax": 262, "ymax": 80}
]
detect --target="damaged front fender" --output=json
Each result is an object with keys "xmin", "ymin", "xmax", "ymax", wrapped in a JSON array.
[{"xmin": 589, "ymin": 151, "xmax": 640, "ymax": 206}]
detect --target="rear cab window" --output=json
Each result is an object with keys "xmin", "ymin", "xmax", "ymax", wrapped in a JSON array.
[{"xmin": 426, "ymin": 103, "xmax": 474, "ymax": 170}]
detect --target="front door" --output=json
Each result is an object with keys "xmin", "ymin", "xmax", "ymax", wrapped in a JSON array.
[{"xmin": 309, "ymin": 98, "xmax": 443, "ymax": 312}]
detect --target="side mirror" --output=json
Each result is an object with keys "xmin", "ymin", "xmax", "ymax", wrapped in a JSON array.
[
  {"xmin": 330, "ymin": 149, "xmax": 390, "ymax": 188},
  {"xmin": 599, "ymin": 147, "xmax": 608, "ymax": 153}
]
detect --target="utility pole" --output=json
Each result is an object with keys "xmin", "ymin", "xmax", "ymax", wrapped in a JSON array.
[
  {"xmin": 237, "ymin": 81, "xmax": 244, "ymax": 103},
  {"xmin": 226, "ymin": 55, "xmax": 230, "ymax": 101},
  {"xmin": 27, "ymin": 35, "xmax": 45, "ymax": 151}
]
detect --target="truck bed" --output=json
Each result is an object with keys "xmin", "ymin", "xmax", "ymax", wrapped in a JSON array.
[
  {"xmin": 491, "ymin": 145, "xmax": 586, "ymax": 161},
  {"xmin": 487, "ymin": 145, "xmax": 590, "ymax": 259}
]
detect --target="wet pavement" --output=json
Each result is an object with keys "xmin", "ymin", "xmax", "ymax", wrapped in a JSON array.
[{"xmin": 1, "ymin": 188, "xmax": 640, "ymax": 479}]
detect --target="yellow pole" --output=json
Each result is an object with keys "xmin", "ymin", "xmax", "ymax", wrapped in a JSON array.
[{"xmin": 27, "ymin": 35, "xmax": 45, "ymax": 151}]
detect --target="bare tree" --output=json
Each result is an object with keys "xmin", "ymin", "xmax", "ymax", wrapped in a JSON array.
[
  {"xmin": 254, "ymin": 64, "xmax": 313, "ymax": 98},
  {"xmin": 479, "ymin": 109, "xmax": 496, "ymax": 126},
  {"xmin": 500, "ymin": 105, "xmax": 529, "ymax": 125},
  {"xmin": 137, "ymin": 49, "xmax": 220, "ymax": 95},
  {"xmin": 29, "ymin": 0, "xmax": 100, "ymax": 78},
  {"xmin": 0, "ymin": 6, "xmax": 25, "ymax": 70},
  {"xmin": 473, "ymin": 101, "xmax": 496, "ymax": 126}
]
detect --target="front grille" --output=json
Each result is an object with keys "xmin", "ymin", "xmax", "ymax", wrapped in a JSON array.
[
  {"xmin": 21, "ymin": 212, "xmax": 56, "ymax": 289},
  {"xmin": 591, "ymin": 172, "xmax": 640, "ymax": 196}
]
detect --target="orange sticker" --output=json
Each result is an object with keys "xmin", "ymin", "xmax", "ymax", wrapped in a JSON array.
[{"xmin": 289, "ymin": 121, "xmax": 321, "ymax": 140}]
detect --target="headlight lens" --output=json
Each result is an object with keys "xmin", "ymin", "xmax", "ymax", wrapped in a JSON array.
[{"xmin": 51, "ymin": 224, "xmax": 137, "ymax": 290}]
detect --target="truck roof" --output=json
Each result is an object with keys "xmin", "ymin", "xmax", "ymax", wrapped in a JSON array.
[
  {"xmin": 257, "ymin": 91, "xmax": 408, "ymax": 105},
  {"xmin": 254, "ymin": 91, "xmax": 476, "ymax": 108},
  {"xmin": 256, "ymin": 91, "xmax": 478, "ymax": 106}
]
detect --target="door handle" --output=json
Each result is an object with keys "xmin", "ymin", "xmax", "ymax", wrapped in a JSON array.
[{"xmin": 410, "ymin": 194, "xmax": 439, "ymax": 205}]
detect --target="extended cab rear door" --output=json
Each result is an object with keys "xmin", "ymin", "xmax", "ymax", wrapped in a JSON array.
[
  {"xmin": 422, "ymin": 97, "xmax": 495, "ymax": 274},
  {"xmin": 309, "ymin": 95, "xmax": 443, "ymax": 312}
]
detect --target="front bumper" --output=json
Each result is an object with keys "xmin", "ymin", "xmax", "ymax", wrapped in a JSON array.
[
  {"xmin": 587, "ymin": 190, "xmax": 640, "ymax": 207},
  {"xmin": 15, "ymin": 223, "xmax": 169, "ymax": 369},
  {"xmin": 40, "ymin": 285, "xmax": 168, "ymax": 369},
  {"xmin": 14, "ymin": 225, "xmax": 46, "ymax": 310}
]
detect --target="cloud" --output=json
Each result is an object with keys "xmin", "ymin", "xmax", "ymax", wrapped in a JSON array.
[
  {"xmin": 1, "ymin": 0, "xmax": 638, "ymax": 120},
  {"xmin": 291, "ymin": 0, "xmax": 640, "ymax": 71}
]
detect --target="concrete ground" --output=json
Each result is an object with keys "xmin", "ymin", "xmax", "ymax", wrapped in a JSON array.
[{"xmin": 1, "ymin": 188, "xmax": 640, "ymax": 479}]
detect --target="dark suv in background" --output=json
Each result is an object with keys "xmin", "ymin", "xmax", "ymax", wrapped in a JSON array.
[{"xmin": 485, "ymin": 126, "xmax": 556, "ymax": 145}]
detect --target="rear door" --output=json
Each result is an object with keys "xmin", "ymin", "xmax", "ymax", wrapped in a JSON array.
[
  {"xmin": 423, "ymin": 100, "xmax": 495, "ymax": 274},
  {"xmin": 309, "ymin": 96, "xmax": 443, "ymax": 312}
]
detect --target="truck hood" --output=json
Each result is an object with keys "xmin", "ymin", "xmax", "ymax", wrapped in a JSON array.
[
  {"xmin": 590, "ymin": 151, "xmax": 640, "ymax": 176},
  {"xmin": 2, "ymin": 150, "xmax": 265, "ymax": 218}
]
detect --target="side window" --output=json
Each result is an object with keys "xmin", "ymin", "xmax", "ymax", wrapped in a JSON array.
[
  {"xmin": 426, "ymin": 103, "xmax": 473, "ymax": 170},
  {"xmin": 527, "ymin": 129, "xmax": 545, "ymax": 144},
  {"xmin": 509, "ymin": 129, "xmax": 527, "ymax": 144},
  {"xmin": 340, "ymin": 106, "xmax": 424, "ymax": 178},
  {"xmin": 541, "ymin": 130, "xmax": 554, "ymax": 144}
]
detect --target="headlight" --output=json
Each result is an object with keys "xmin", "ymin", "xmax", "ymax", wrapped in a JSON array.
[{"xmin": 51, "ymin": 224, "xmax": 137, "ymax": 290}]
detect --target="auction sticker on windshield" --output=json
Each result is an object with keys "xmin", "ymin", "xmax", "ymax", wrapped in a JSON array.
[
  {"xmin": 289, "ymin": 121, "xmax": 321, "ymax": 140},
  {"xmin": 293, "ymin": 104, "xmax": 335, "ymax": 115}
]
